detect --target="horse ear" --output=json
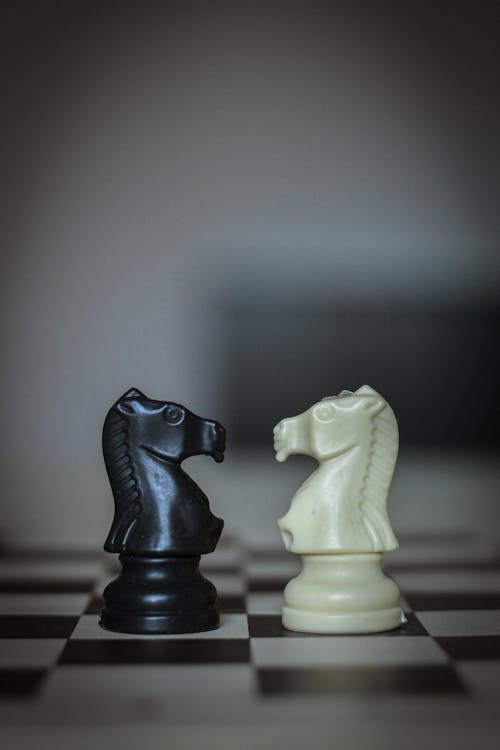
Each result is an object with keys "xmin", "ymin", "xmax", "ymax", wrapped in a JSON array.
[
  {"xmin": 355, "ymin": 385, "xmax": 381, "ymax": 398},
  {"xmin": 122, "ymin": 387, "xmax": 146, "ymax": 400},
  {"xmin": 116, "ymin": 400, "xmax": 135, "ymax": 416},
  {"xmin": 355, "ymin": 385, "xmax": 386, "ymax": 414},
  {"xmin": 114, "ymin": 388, "xmax": 146, "ymax": 416}
]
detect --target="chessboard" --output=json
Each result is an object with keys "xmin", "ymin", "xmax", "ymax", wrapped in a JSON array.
[{"xmin": 1, "ymin": 532, "xmax": 500, "ymax": 750}]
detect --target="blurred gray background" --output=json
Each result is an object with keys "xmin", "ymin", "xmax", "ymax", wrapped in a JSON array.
[{"xmin": 1, "ymin": 0, "xmax": 499, "ymax": 548}]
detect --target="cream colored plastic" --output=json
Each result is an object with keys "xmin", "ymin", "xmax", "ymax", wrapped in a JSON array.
[{"xmin": 274, "ymin": 385, "xmax": 404, "ymax": 633}]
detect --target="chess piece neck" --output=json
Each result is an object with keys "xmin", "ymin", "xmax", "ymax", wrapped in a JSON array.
[{"xmin": 104, "ymin": 444, "xmax": 223, "ymax": 556}]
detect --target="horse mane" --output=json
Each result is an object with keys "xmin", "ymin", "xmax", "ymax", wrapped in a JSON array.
[
  {"xmin": 102, "ymin": 406, "xmax": 141, "ymax": 509},
  {"xmin": 359, "ymin": 401, "xmax": 399, "ymax": 550}
]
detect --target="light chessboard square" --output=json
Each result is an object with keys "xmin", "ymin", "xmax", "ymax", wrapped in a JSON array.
[
  {"xmin": 251, "ymin": 635, "xmax": 449, "ymax": 668},
  {"xmin": 417, "ymin": 610, "xmax": 500, "ymax": 637},
  {"xmin": 71, "ymin": 613, "xmax": 249, "ymax": 640}
]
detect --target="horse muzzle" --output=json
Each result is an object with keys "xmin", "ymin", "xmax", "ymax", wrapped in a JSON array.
[
  {"xmin": 273, "ymin": 416, "xmax": 301, "ymax": 462},
  {"xmin": 202, "ymin": 420, "xmax": 226, "ymax": 462}
]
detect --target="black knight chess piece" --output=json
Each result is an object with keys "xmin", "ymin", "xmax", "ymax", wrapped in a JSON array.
[{"xmin": 100, "ymin": 388, "xmax": 226, "ymax": 634}]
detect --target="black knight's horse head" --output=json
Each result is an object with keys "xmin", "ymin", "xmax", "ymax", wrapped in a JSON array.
[
  {"xmin": 102, "ymin": 388, "xmax": 226, "ymax": 555},
  {"xmin": 113, "ymin": 388, "xmax": 226, "ymax": 464}
]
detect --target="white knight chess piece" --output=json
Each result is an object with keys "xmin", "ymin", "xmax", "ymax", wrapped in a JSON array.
[{"xmin": 273, "ymin": 385, "xmax": 405, "ymax": 633}]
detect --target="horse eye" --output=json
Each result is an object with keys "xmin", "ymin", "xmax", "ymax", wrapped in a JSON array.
[
  {"xmin": 314, "ymin": 404, "xmax": 334, "ymax": 423},
  {"xmin": 165, "ymin": 407, "xmax": 183, "ymax": 424}
]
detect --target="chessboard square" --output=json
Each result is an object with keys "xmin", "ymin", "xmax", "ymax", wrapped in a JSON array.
[
  {"xmin": 0, "ymin": 593, "xmax": 90, "ymax": 616},
  {"xmin": 251, "ymin": 636, "xmax": 448, "ymax": 668},
  {"xmin": 71, "ymin": 613, "xmax": 249, "ymax": 640},
  {"xmin": 248, "ymin": 578, "xmax": 289, "ymax": 592},
  {"xmin": 93, "ymin": 574, "xmax": 115, "ymax": 595},
  {"xmin": 201, "ymin": 564, "xmax": 241, "ymax": 575},
  {"xmin": 393, "ymin": 569, "xmax": 500, "ymax": 594},
  {"xmin": 390, "ymin": 612, "xmax": 428, "ymax": 636},
  {"xmin": 0, "ymin": 560, "xmax": 104, "ymax": 592},
  {"xmin": 248, "ymin": 613, "xmax": 425, "ymax": 638},
  {"xmin": 405, "ymin": 593, "xmax": 500, "ymax": 611},
  {"xmin": 248, "ymin": 614, "xmax": 328, "ymax": 638},
  {"xmin": 247, "ymin": 556, "xmax": 300, "ymax": 581},
  {"xmin": 2, "ymin": 550, "xmax": 106, "ymax": 563},
  {"xmin": 257, "ymin": 665, "xmax": 465, "ymax": 695},
  {"xmin": 386, "ymin": 537, "xmax": 500, "ymax": 569},
  {"xmin": 249, "ymin": 614, "xmax": 285, "ymax": 638},
  {"xmin": 0, "ymin": 639, "xmax": 66, "ymax": 668},
  {"xmin": 456, "ymin": 661, "xmax": 500, "ymax": 695},
  {"xmin": 84, "ymin": 595, "xmax": 103, "ymax": 615},
  {"xmin": 0, "ymin": 559, "xmax": 104, "ymax": 580},
  {"xmin": 105, "ymin": 559, "xmax": 120, "ymax": 573},
  {"xmin": 217, "ymin": 594, "xmax": 246, "ymax": 613},
  {"xmin": 0, "ymin": 580, "xmax": 95, "ymax": 594},
  {"xmin": 0, "ymin": 616, "xmax": 78, "ymax": 639},
  {"xmin": 216, "ymin": 533, "xmax": 239, "ymax": 548},
  {"xmin": 207, "ymin": 573, "xmax": 245, "ymax": 596},
  {"xmin": 60, "ymin": 638, "xmax": 250, "ymax": 665},
  {"xmin": 201, "ymin": 546, "xmax": 243, "ymax": 571},
  {"xmin": 246, "ymin": 592, "xmax": 284, "ymax": 614},
  {"xmin": 43, "ymin": 664, "xmax": 255, "ymax": 704},
  {"xmin": 435, "ymin": 636, "xmax": 500, "ymax": 660},
  {"xmin": 0, "ymin": 668, "xmax": 47, "ymax": 697},
  {"xmin": 417, "ymin": 610, "xmax": 500, "ymax": 637}
]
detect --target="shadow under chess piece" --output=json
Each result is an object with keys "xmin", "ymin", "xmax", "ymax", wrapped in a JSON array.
[
  {"xmin": 100, "ymin": 388, "xmax": 226, "ymax": 634},
  {"xmin": 273, "ymin": 385, "xmax": 404, "ymax": 634}
]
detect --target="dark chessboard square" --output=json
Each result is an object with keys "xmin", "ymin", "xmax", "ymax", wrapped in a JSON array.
[
  {"xmin": 249, "ymin": 614, "xmax": 285, "ymax": 637},
  {"xmin": 0, "ymin": 669, "xmax": 47, "ymax": 697},
  {"xmin": 0, "ymin": 580, "xmax": 95, "ymax": 594},
  {"xmin": 248, "ymin": 579, "xmax": 288, "ymax": 593},
  {"xmin": 60, "ymin": 638, "xmax": 250, "ymax": 665},
  {"xmin": 435, "ymin": 636, "xmax": 500, "ymax": 660},
  {"xmin": 386, "ymin": 561, "xmax": 500, "ymax": 573},
  {"xmin": 217, "ymin": 595, "xmax": 246, "ymax": 613},
  {"xmin": 0, "ymin": 616, "xmax": 78, "ymax": 639},
  {"xmin": 389, "ymin": 612, "xmax": 428, "ymax": 636},
  {"xmin": 248, "ymin": 614, "xmax": 324, "ymax": 638},
  {"xmin": 257, "ymin": 665, "xmax": 465, "ymax": 695},
  {"xmin": 201, "ymin": 565, "xmax": 241, "ymax": 575},
  {"xmin": 249, "ymin": 612, "xmax": 427, "ymax": 638},
  {"xmin": 1, "ymin": 550, "xmax": 105, "ymax": 563},
  {"xmin": 84, "ymin": 595, "xmax": 103, "ymax": 615},
  {"xmin": 405, "ymin": 593, "xmax": 500, "ymax": 611}
]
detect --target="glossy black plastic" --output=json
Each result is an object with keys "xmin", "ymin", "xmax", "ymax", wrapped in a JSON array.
[{"xmin": 99, "ymin": 388, "xmax": 225, "ymax": 634}]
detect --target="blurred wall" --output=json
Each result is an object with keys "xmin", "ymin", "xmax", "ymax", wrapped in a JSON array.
[
  {"xmin": 219, "ymin": 299, "xmax": 500, "ymax": 447},
  {"xmin": 1, "ymin": 1, "xmax": 499, "ymax": 547}
]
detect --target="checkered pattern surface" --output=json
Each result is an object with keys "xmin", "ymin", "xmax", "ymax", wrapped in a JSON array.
[{"xmin": 1, "ymin": 533, "xmax": 500, "ymax": 748}]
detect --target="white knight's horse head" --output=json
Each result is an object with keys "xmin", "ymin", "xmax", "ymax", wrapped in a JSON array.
[
  {"xmin": 273, "ymin": 385, "xmax": 386, "ymax": 463},
  {"xmin": 274, "ymin": 386, "xmax": 399, "ymax": 553}
]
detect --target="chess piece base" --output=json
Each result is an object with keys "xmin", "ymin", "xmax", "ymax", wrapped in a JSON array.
[
  {"xmin": 100, "ymin": 554, "xmax": 219, "ymax": 634},
  {"xmin": 282, "ymin": 552, "xmax": 404, "ymax": 634}
]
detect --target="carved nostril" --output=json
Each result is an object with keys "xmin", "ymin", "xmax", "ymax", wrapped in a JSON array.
[{"xmin": 280, "ymin": 529, "xmax": 293, "ymax": 550}]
